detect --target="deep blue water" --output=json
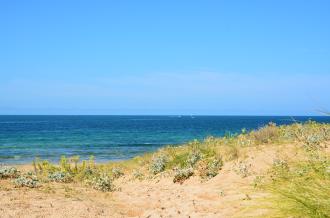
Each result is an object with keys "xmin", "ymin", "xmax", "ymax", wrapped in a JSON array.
[{"xmin": 1, "ymin": 115, "xmax": 330, "ymax": 164}]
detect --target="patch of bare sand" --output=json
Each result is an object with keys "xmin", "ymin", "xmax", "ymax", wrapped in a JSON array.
[{"xmin": 0, "ymin": 143, "xmax": 308, "ymax": 218}]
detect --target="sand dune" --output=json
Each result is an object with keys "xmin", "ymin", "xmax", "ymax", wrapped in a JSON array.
[{"xmin": 0, "ymin": 144, "xmax": 294, "ymax": 218}]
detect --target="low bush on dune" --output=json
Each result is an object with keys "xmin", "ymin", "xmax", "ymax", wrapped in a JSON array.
[
  {"xmin": 48, "ymin": 171, "xmax": 73, "ymax": 183},
  {"xmin": 186, "ymin": 151, "xmax": 203, "ymax": 167},
  {"xmin": 14, "ymin": 173, "xmax": 39, "ymax": 188},
  {"xmin": 0, "ymin": 168, "xmax": 39, "ymax": 189},
  {"xmin": 197, "ymin": 157, "xmax": 223, "ymax": 179},
  {"xmin": 90, "ymin": 174, "xmax": 114, "ymax": 192},
  {"xmin": 0, "ymin": 166, "xmax": 20, "ymax": 179},
  {"xmin": 149, "ymin": 154, "xmax": 168, "ymax": 175},
  {"xmin": 173, "ymin": 167, "xmax": 194, "ymax": 184}
]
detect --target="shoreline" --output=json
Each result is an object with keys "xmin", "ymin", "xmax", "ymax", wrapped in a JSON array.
[
  {"xmin": 2, "ymin": 116, "xmax": 330, "ymax": 167},
  {"xmin": 1, "ymin": 122, "xmax": 329, "ymax": 217}
]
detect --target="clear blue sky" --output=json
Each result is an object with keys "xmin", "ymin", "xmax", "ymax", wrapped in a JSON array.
[{"xmin": 1, "ymin": 0, "xmax": 329, "ymax": 115}]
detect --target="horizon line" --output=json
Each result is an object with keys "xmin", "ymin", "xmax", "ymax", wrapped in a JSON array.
[{"xmin": 0, "ymin": 114, "xmax": 328, "ymax": 117}]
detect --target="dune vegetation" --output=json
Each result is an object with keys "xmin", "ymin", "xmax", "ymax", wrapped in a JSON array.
[{"xmin": 1, "ymin": 121, "xmax": 329, "ymax": 217}]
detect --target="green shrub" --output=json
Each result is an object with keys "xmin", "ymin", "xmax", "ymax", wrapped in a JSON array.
[
  {"xmin": 14, "ymin": 174, "xmax": 39, "ymax": 188},
  {"xmin": 198, "ymin": 157, "xmax": 223, "ymax": 179},
  {"xmin": 167, "ymin": 152, "xmax": 190, "ymax": 169},
  {"xmin": 90, "ymin": 174, "xmax": 114, "ymax": 192},
  {"xmin": 285, "ymin": 121, "xmax": 330, "ymax": 147},
  {"xmin": 305, "ymin": 134, "xmax": 323, "ymax": 150},
  {"xmin": 186, "ymin": 151, "xmax": 202, "ymax": 167},
  {"xmin": 149, "ymin": 154, "xmax": 167, "ymax": 175},
  {"xmin": 48, "ymin": 171, "xmax": 73, "ymax": 183},
  {"xmin": 0, "ymin": 166, "xmax": 19, "ymax": 179},
  {"xmin": 173, "ymin": 167, "xmax": 194, "ymax": 184},
  {"xmin": 207, "ymin": 158, "xmax": 223, "ymax": 178}
]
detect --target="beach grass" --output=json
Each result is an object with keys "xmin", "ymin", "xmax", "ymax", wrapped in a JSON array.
[{"xmin": 252, "ymin": 152, "xmax": 330, "ymax": 218}]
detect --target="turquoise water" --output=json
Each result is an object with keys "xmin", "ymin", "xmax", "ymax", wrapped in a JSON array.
[{"xmin": 1, "ymin": 115, "xmax": 329, "ymax": 164}]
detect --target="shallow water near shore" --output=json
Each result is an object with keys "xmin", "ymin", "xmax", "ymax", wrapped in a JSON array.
[{"xmin": 1, "ymin": 115, "xmax": 329, "ymax": 164}]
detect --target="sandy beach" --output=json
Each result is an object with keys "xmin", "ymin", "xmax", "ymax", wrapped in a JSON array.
[{"xmin": 1, "ymin": 142, "xmax": 324, "ymax": 218}]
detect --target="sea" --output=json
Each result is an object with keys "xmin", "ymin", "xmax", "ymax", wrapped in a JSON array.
[{"xmin": 1, "ymin": 115, "xmax": 330, "ymax": 164}]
